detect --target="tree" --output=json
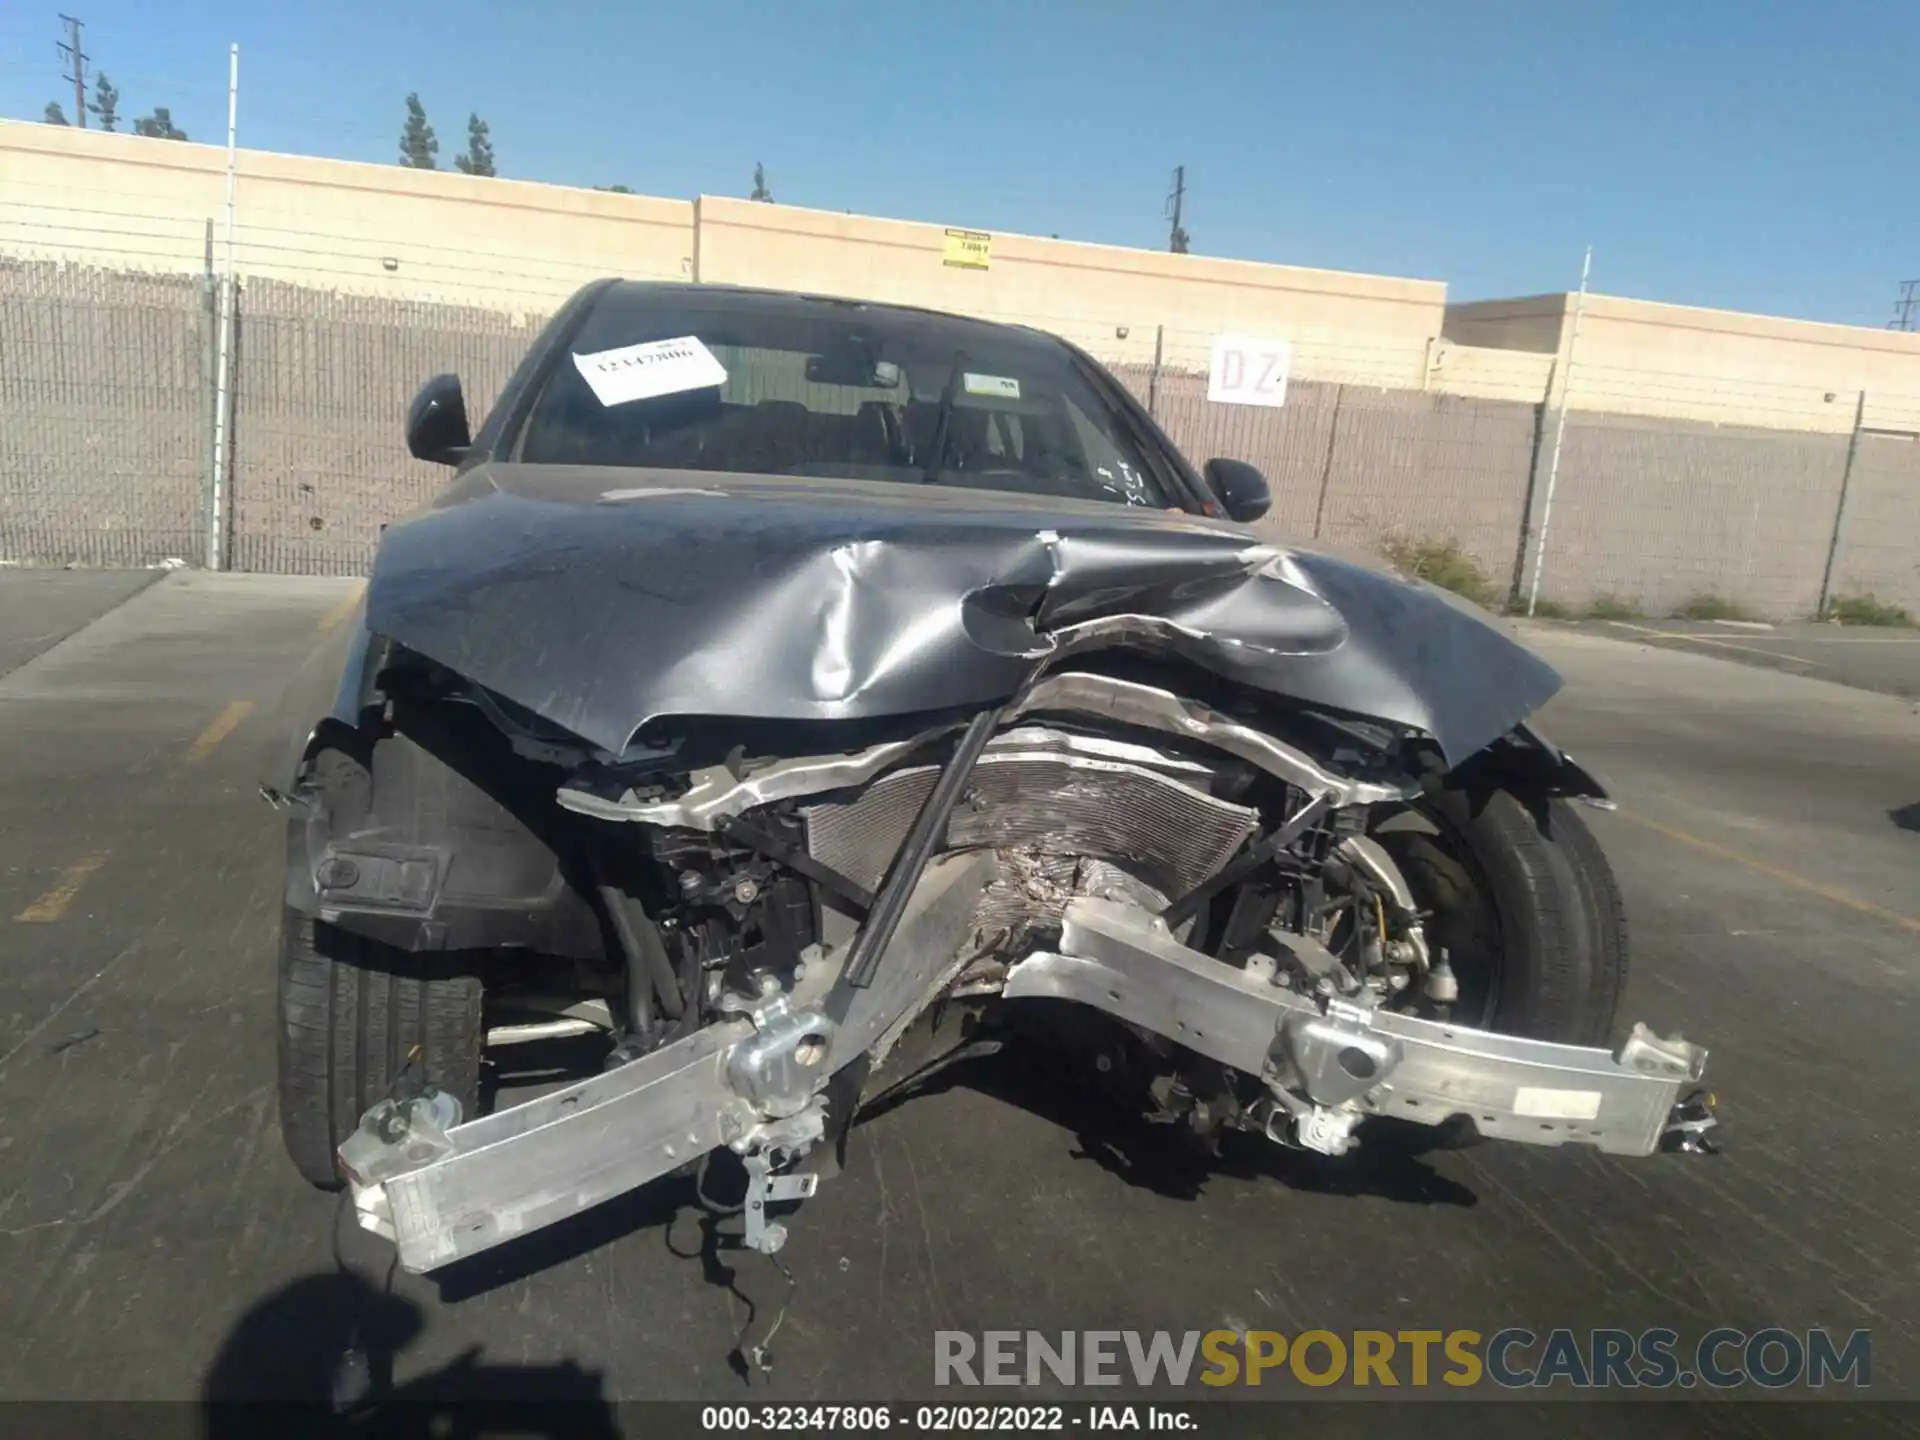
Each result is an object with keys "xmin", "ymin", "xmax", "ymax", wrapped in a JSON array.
[
  {"xmin": 453, "ymin": 113, "xmax": 495, "ymax": 176},
  {"xmin": 132, "ymin": 108, "xmax": 189, "ymax": 141},
  {"xmin": 595, "ymin": 184, "xmax": 634, "ymax": 194},
  {"xmin": 43, "ymin": 102, "xmax": 69, "ymax": 126},
  {"xmin": 90, "ymin": 73, "xmax": 120, "ymax": 132},
  {"xmin": 750, "ymin": 162, "xmax": 773, "ymax": 202},
  {"xmin": 1170, "ymin": 224, "xmax": 1191, "ymax": 255},
  {"xmin": 398, "ymin": 94, "xmax": 438, "ymax": 169}
]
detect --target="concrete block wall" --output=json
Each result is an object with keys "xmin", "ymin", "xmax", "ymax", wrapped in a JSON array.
[
  {"xmin": 1530, "ymin": 413, "xmax": 1852, "ymax": 618},
  {"xmin": 1446, "ymin": 292, "xmax": 1920, "ymax": 435},
  {"xmin": 0, "ymin": 121, "xmax": 694, "ymax": 313},
  {"xmin": 694, "ymin": 196, "xmax": 1444, "ymax": 389},
  {"xmin": 1829, "ymin": 435, "xmax": 1920, "ymax": 612}
]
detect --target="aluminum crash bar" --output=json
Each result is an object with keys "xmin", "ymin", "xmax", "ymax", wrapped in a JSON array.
[
  {"xmin": 340, "ymin": 871, "xmax": 1709, "ymax": 1276},
  {"xmin": 1004, "ymin": 897, "xmax": 1708, "ymax": 1159},
  {"xmin": 339, "ymin": 852, "xmax": 1000, "ymax": 1274}
]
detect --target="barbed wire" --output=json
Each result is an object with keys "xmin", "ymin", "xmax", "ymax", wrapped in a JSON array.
[{"xmin": 9, "ymin": 198, "xmax": 1920, "ymax": 419}]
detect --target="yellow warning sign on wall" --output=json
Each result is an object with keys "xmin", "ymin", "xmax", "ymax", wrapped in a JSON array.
[{"xmin": 942, "ymin": 228, "xmax": 992, "ymax": 271}]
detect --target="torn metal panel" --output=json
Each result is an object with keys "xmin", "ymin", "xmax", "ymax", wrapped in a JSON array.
[
  {"xmin": 364, "ymin": 465, "xmax": 1561, "ymax": 766},
  {"xmin": 556, "ymin": 672, "xmax": 1413, "ymax": 834}
]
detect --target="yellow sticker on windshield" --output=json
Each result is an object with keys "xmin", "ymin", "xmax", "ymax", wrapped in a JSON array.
[
  {"xmin": 943, "ymin": 228, "xmax": 992, "ymax": 270},
  {"xmin": 962, "ymin": 373, "xmax": 1020, "ymax": 400}
]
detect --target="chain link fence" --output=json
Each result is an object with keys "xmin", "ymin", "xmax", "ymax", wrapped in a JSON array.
[
  {"xmin": 1530, "ymin": 413, "xmax": 1856, "ymax": 619},
  {"xmin": 1826, "ymin": 432, "xmax": 1920, "ymax": 617},
  {"xmin": 0, "ymin": 262, "xmax": 212, "ymax": 566},
  {"xmin": 3, "ymin": 258, "xmax": 1918, "ymax": 622},
  {"xmin": 228, "ymin": 280, "xmax": 540, "ymax": 574}
]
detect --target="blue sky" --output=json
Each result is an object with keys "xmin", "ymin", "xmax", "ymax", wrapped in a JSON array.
[{"xmin": 3, "ymin": 1, "xmax": 1915, "ymax": 326}]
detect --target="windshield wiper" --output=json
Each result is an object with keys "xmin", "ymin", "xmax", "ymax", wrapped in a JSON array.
[{"xmin": 921, "ymin": 349, "xmax": 967, "ymax": 485}]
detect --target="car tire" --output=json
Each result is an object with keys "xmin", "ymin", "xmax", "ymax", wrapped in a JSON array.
[
  {"xmin": 1553, "ymin": 798, "xmax": 1631, "ymax": 1045},
  {"xmin": 1372, "ymin": 790, "xmax": 1627, "ymax": 1151},
  {"xmin": 1388, "ymin": 788, "xmax": 1624, "ymax": 1046},
  {"xmin": 276, "ymin": 908, "xmax": 483, "ymax": 1189}
]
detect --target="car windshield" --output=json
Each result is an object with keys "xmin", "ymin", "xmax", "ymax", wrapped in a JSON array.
[{"xmin": 513, "ymin": 286, "xmax": 1171, "ymax": 508}]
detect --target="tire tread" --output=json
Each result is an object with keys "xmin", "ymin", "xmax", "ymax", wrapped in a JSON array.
[
  {"xmin": 277, "ymin": 911, "xmax": 482, "ymax": 1189},
  {"xmin": 1411, "ymin": 787, "xmax": 1623, "ymax": 1046}
]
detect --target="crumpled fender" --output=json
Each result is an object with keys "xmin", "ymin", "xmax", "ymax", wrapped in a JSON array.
[
  {"xmin": 257, "ymin": 595, "xmax": 379, "ymax": 800},
  {"xmin": 1474, "ymin": 721, "xmax": 1615, "ymax": 805},
  {"xmin": 360, "ymin": 464, "xmax": 1563, "ymax": 768}
]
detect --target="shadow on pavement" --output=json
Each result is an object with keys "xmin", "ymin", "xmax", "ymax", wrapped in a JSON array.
[
  {"xmin": 428, "ymin": 1170, "xmax": 692, "ymax": 1306},
  {"xmin": 200, "ymin": 1271, "xmax": 623, "ymax": 1437},
  {"xmin": 858, "ymin": 1005, "xmax": 1479, "ymax": 1210},
  {"xmin": 429, "ymin": 1162, "xmax": 791, "ymax": 1387},
  {"xmin": 249, "ymin": 1003, "xmax": 1472, "ymax": 1412},
  {"xmin": 1890, "ymin": 802, "xmax": 1920, "ymax": 833}
]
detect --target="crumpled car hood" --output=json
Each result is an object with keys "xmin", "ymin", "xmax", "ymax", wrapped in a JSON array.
[{"xmin": 365, "ymin": 463, "xmax": 1561, "ymax": 765}]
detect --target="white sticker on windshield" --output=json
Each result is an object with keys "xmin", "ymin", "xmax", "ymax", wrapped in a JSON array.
[
  {"xmin": 572, "ymin": 336, "xmax": 728, "ymax": 407},
  {"xmin": 962, "ymin": 372, "xmax": 1020, "ymax": 400}
]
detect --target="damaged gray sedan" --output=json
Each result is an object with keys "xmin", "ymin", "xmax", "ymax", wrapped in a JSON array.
[{"xmin": 263, "ymin": 280, "xmax": 1715, "ymax": 1276}]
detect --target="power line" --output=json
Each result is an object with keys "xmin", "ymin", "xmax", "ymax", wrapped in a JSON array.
[
  {"xmin": 56, "ymin": 13, "xmax": 87, "ymax": 128},
  {"xmin": 1890, "ymin": 279, "xmax": 1920, "ymax": 332}
]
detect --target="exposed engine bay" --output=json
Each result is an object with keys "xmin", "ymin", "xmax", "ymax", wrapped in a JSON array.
[{"xmin": 312, "ymin": 652, "xmax": 1713, "ymax": 1276}]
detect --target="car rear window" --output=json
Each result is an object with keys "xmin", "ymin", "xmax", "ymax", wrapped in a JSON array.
[{"xmin": 512, "ymin": 289, "xmax": 1170, "ymax": 509}]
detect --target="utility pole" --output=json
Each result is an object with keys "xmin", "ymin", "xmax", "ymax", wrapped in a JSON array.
[
  {"xmin": 1889, "ymin": 280, "xmax": 1920, "ymax": 332},
  {"xmin": 57, "ymin": 14, "xmax": 88, "ymax": 128},
  {"xmin": 1166, "ymin": 166, "xmax": 1190, "ymax": 254}
]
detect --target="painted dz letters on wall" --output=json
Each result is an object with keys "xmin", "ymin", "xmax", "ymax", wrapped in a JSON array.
[{"xmin": 1208, "ymin": 334, "xmax": 1291, "ymax": 407}]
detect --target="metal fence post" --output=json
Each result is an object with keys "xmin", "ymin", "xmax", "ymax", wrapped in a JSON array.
[
  {"xmin": 1815, "ymin": 389, "xmax": 1867, "ymax": 619},
  {"xmin": 1147, "ymin": 324, "xmax": 1164, "ymax": 418},
  {"xmin": 201, "ymin": 219, "xmax": 218, "ymax": 564},
  {"xmin": 207, "ymin": 43, "xmax": 239, "ymax": 571},
  {"xmin": 1507, "ymin": 378, "xmax": 1553, "ymax": 606},
  {"xmin": 1310, "ymin": 384, "xmax": 1345, "ymax": 539},
  {"xmin": 1524, "ymin": 245, "xmax": 1592, "ymax": 616}
]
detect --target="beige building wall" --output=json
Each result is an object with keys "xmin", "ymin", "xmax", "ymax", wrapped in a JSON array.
[
  {"xmin": 1448, "ymin": 292, "xmax": 1920, "ymax": 434},
  {"xmin": 1440, "ymin": 296, "xmax": 1569, "ymax": 355},
  {"xmin": 15, "ymin": 117, "xmax": 1920, "ymax": 439},
  {"xmin": 0, "ymin": 119, "xmax": 694, "ymax": 316},
  {"xmin": 695, "ymin": 195, "xmax": 1447, "ymax": 387},
  {"xmin": 1422, "ymin": 340, "xmax": 1556, "ymax": 404},
  {"xmin": 0, "ymin": 122, "xmax": 1449, "ymax": 387}
]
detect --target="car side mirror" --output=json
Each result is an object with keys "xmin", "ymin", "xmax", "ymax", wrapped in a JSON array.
[
  {"xmin": 1203, "ymin": 457, "xmax": 1271, "ymax": 523},
  {"xmin": 406, "ymin": 373, "xmax": 472, "ymax": 465}
]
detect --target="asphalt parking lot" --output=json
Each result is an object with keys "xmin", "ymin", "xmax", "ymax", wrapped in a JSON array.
[
  {"xmin": 0, "ymin": 572, "xmax": 1915, "ymax": 1425},
  {"xmin": 1566, "ymin": 617, "xmax": 1920, "ymax": 700},
  {"xmin": 0, "ymin": 567, "xmax": 168, "ymax": 680}
]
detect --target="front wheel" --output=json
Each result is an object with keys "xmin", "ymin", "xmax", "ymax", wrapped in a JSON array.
[
  {"xmin": 1378, "ymin": 788, "xmax": 1628, "ymax": 1047},
  {"xmin": 276, "ymin": 909, "xmax": 484, "ymax": 1189},
  {"xmin": 1362, "ymin": 789, "xmax": 1627, "ymax": 1152}
]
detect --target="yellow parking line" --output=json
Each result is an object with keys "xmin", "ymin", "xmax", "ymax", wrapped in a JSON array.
[
  {"xmin": 1605, "ymin": 622, "xmax": 1825, "ymax": 668},
  {"xmin": 184, "ymin": 700, "xmax": 254, "ymax": 765},
  {"xmin": 16, "ymin": 851, "xmax": 111, "ymax": 923},
  {"xmin": 1672, "ymin": 634, "xmax": 1920, "ymax": 645},
  {"xmin": 315, "ymin": 584, "xmax": 366, "ymax": 635},
  {"xmin": 1618, "ymin": 810, "xmax": 1920, "ymax": 934}
]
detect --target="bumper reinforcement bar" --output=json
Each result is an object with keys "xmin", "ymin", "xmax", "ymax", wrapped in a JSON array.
[{"xmin": 340, "ymin": 880, "xmax": 1711, "ymax": 1275}]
